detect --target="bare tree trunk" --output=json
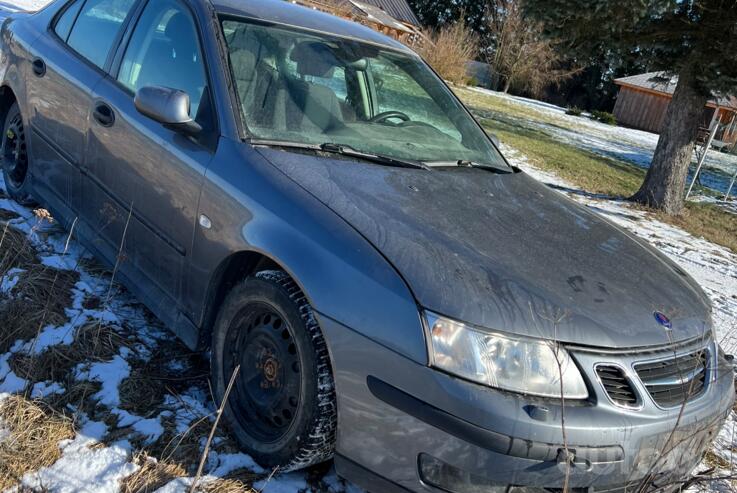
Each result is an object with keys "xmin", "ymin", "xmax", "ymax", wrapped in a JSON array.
[
  {"xmin": 630, "ymin": 68, "xmax": 709, "ymax": 214},
  {"xmin": 490, "ymin": 71, "xmax": 502, "ymax": 91},
  {"xmin": 502, "ymin": 78, "xmax": 512, "ymax": 93}
]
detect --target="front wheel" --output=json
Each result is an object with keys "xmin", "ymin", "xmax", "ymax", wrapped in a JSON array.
[
  {"xmin": 1, "ymin": 102, "xmax": 34, "ymax": 205},
  {"xmin": 211, "ymin": 271, "xmax": 337, "ymax": 471}
]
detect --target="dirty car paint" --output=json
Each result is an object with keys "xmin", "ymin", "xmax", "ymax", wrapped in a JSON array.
[{"xmin": 259, "ymin": 147, "xmax": 712, "ymax": 349}]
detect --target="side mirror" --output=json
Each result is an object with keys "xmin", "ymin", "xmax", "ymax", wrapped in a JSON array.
[
  {"xmin": 490, "ymin": 133, "xmax": 500, "ymax": 147},
  {"xmin": 134, "ymin": 85, "xmax": 201, "ymax": 135}
]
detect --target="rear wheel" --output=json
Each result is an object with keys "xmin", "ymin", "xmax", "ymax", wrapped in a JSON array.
[
  {"xmin": 1, "ymin": 102, "xmax": 34, "ymax": 205},
  {"xmin": 211, "ymin": 270, "xmax": 337, "ymax": 471}
]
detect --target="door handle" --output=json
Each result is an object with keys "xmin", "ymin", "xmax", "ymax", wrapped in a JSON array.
[
  {"xmin": 92, "ymin": 102, "xmax": 115, "ymax": 127},
  {"xmin": 32, "ymin": 58, "xmax": 46, "ymax": 77}
]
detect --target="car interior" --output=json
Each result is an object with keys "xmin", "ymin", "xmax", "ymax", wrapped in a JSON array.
[
  {"xmin": 222, "ymin": 20, "xmax": 505, "ymax": 166},
  {"xmin": 228, "ymin": 29, "xmax": 357, "ymax": 134}
]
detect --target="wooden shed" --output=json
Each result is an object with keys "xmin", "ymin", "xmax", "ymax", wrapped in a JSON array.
[
  {"xmin": 290, "ymin": 0, "xmax": 424, "ymax": 45},
  {"xmin": 613, "ymin": 72, "xmax": 737, "ymax": 148}
]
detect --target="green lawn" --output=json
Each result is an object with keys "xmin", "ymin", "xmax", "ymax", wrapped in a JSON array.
[
  {"xmin": 454, "ymin": 87, "xmax": 737, "ymax": 253},
  {"xmin": 479, "ymin": 117, "xmax": 645, "ymax": 197}
]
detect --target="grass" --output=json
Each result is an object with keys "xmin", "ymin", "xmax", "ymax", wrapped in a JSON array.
[
  {"xmin": 122, "ymin": 451, "xmax": 259, "ymax": 493},
  {"xmin": 0, "ymin": 217, "xmax": 255, "ymax": 492},
  {"xmin": 480, "ymin": 117, "xmax": 645, "ymax": 197},
  {"xmin": 456, "ymin": 86, "xmax": 573, "ymax": 127},
  {"xmin": 455, "ymin": 88, "xmax": 737, "ymax": 253},
  {"xmin": 0, "ymin": 396, "xmax": 76, "ymax": 490},
  {"xmin": 654, "ymin": 203, "xmax": 737, "ymax": 255},
  {"xmin": 0, "ymin": 225, "xmax": 80, "ymax": 356}
]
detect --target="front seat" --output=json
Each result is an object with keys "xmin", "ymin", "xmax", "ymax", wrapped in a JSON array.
[{"xmin": 285, "ymin": 41, "xmax": 345, "ymax": 133}]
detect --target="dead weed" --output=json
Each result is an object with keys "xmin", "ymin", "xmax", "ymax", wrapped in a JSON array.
[
  {"xmin": 0, "ymin": 226, "xmax": 79, "ymax": 354},
  {"xmin": 0, "ymin": 395, "xmax": 75, "ymax": 490}
]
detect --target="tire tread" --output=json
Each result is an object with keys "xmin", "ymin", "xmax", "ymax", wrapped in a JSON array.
[{"xmin": 240, "ymin": 270, "xmax": 337, "ymax": 471}]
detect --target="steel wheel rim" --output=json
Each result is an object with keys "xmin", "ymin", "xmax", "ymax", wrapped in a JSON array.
[
  {"xmin": 3, "ymin": 113, "xmax": 27, "ymax": 189},
  {"xmin": 225, "ymin": 303, "xmax": 302, "ymax": 443}
]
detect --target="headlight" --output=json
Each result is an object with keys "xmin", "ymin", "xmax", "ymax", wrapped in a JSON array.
[{"xmin": 424, "ymin": 312, "xmax": 588, "ymax": 399}]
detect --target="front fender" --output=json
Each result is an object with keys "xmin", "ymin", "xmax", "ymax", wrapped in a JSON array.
[{"xmin": 190, "ymin": 137, "xmax": 427, "ymax": 364}]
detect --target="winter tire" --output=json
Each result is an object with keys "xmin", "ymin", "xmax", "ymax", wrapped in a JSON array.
[
  {"xmin": 1, "ymin": 102, "xmax": 34, "ymax": 205},
  {"xmin": 211, "ymin": 270, "xmax": 337, "ymax": 471}
]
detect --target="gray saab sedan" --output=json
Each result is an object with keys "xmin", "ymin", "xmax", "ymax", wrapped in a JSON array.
[{"xmin": 0, "ymin": 0, "xmax": 733, "ymax": 491}]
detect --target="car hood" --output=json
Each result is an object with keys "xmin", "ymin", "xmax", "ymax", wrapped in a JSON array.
[{"xmin": 259, "ymin": 148, "xmax": 712, "ymax": 349}]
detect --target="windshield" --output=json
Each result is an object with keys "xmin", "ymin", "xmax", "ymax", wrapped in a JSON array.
[{"xmin": 221, "ymin": 19, "xmax": 508, "ymax": 168}]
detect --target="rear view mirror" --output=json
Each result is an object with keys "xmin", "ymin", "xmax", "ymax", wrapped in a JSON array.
[{"xmin": 134, "ymin": 86, "xmax": 201, "ymax": 136}]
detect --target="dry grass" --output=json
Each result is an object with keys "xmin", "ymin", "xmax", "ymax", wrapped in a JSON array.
[
  {"xmin": 9, "ymin": 322, "xmax": 131, "ymax": 385},
  {"xmin": 654, "ymin": 202, "xmax": 737, "ymax": 254},
  {"xmin": 119, "ymin": 339, "xmax": 207, "ymax": 418},
  {"xmin": 122, "ymin": 453, "xmax": 258, "ymax": 493},
  {"xmin": 0, "ymin": 216, "xmax": 260, "ymax": 491},
  {"xmin": 702, "ymin": 449, "xmax": 732, "ymax": 470},
  {"xmin": 0, "ymin": 226, "xmax": 79, "ymax": 355},
  {"xmin": 121, "ymin": 417, "xmax": 259, "ymax": 492},
  {"xmin": 146, "ymin": 415, "xmax": 214, "ymax": 471},
  {"xmin": 122, "ymin": 453, "xmax": 188, "ymax": 493},
  {"xmin": 0, "ymin": 396, "xmax": 75, "ymax": 490},
  {"xmin": 200, "ymin": 477, "xmax": 256, "ymax": 493},
  {"xmin": 417, "ymin": 22, "xmax": 478, "ymax": 85}
]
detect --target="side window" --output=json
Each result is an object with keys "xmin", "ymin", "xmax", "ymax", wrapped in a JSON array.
[
  {"xmin": 53, "ymin": 0, "xmax": 84, "ymax": 42},
  {"xmin": 117, "ymin": 0, "xmax": 208, "ymax": 120},
  {"xmin": 67, "ymin": 0, "xmax": 136, "ymax": 68}
]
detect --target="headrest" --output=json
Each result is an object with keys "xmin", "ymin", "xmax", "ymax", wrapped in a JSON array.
[
  {"xmin": 347, "ymin": 58, "xmax": 368, "ymax": 70},
  {"xmin": 290, "ymin": 41, "xmax": 338, "ymax": 78},
  {"xmin": 230, "ymin": 49, "xmax": 257, "ymax": 83},
  {"xmin": 165, "ymin": 13, "xmax": 192, "ymax": 44}
]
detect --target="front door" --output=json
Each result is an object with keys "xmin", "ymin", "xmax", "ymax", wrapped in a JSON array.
[
  {"xmin": 83, "ymin": 0, "xmax": 216, "ymax": 328},
  {"xmin": 26, "ymin": 0, "xmax": 137, "ymax": 221}
]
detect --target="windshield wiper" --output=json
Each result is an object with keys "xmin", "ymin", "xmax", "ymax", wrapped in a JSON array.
[
  {"xmin": 250, "ymin": 139, "xmax": 429, "ymax": 171},
  {"xmin": 423, "ymin": 159, "xmax": 513, "ymax": 174},
  {"xmin": 319, "ymin": 143, "xmax": 430, "ymax": 170}
]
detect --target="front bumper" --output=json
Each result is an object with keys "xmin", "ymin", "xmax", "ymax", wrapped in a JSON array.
[{"xmin": 319, "ymin": 314, "xmax": 735, "ymax": 493}]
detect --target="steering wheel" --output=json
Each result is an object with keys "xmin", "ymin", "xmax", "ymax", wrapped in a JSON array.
[{"xmin": 369, "ymin": 111, "xmax": 411, "ymax": 124}]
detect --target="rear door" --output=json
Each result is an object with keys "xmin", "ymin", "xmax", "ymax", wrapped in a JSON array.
[
  {"xmin": 26, "ymin": 0, "xmax": 137, "ymax": 221},
  {"xmin": 83, "ymin": 0, "xmax": 217, "ymax": 331}
]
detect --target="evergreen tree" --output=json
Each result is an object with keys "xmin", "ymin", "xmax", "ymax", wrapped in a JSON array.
[
  {"xmin": 523, "ymin": 0, "xmax": 737, "ymax": 214},
  {"xmin": 406, "ymin": 0, "xmax": 487, "ymax": 33}
]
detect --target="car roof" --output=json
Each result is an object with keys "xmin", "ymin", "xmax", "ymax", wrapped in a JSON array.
[{"xmin": 210, "ymin": 0, "xmax": 414, "ymax": 53}]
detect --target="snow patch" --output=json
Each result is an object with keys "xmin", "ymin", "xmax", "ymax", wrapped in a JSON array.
[
  {"xmin": 75, "ymin": 352, "xmax": 131, "ymax": 407},
  {"xmin": 113, "ymin": 409, "xmax": 165, "ymax": 445},
  {"xmin": 0, "ymin": 354, "xmax": 27, "ymax": 393},
  {"xmin": 22, "ymin": 436, "xmax": 137, "ymax": 493},
  {"xmin": 153, "ymin": 477, "xmax": 192, "ymax": 493},
  {"xmin": 31, "ymin": 381, "xmax": 65, "ymax": 399},
  {"xmin": 254, "ymin": 473, "xmax": 309, "ymax": 493},
  {"xmin": 40, "ymin": 253, "xmax": 77, "ymax": 271},
  {"xmin": 23, "ymin": 324, "xmax": 76, "ymax": 354},
  {"xmin": 207, "ymin": 451, "xmax": 265, "ymax": 476},
  {"xmin": 1, "ymin": 267, "xmax": 24, "ymax": 294}
]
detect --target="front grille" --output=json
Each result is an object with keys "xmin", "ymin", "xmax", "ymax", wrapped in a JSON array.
[
  {"xmin": 635, "ymin": 349, "xmax": 708, "ymax": 408},
  {"xmin": 596, "ymin": 365, "xmax": 638, "ymax": 406}
]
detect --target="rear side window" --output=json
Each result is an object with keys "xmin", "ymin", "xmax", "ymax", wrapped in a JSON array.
[
  {"xmin": 53, "ymin": 0, "xmax": 84, "ymax": 42},
  {"xmin": 66, "ymin": 0, "xmax": 137, "ymax": 68}
]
